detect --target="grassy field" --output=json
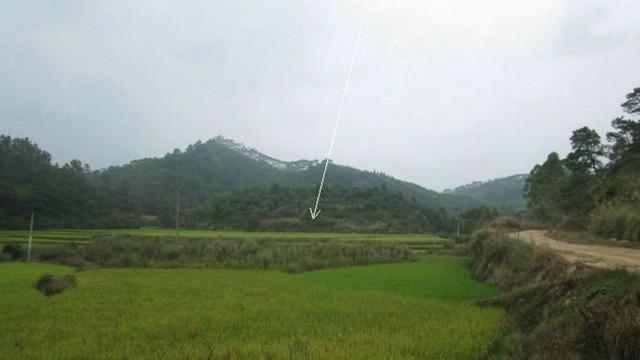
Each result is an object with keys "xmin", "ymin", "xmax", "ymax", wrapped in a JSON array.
[
  {"xmin": 0, "ymin": 228, "xmax": 448, "ymax": 253},
  {"xmin": 300, "ymin": 256, "xmax": 499, "ymax": 301},
  {"xmin": 0, "ymin": 257, "xmax": 503, "ymax": 359}
]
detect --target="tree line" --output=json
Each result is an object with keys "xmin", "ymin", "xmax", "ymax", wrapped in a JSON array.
[
  {"xmin": 525, "ymin": 87, "xmax": 640, "ymax": 241},
  {"xmin": 1, "ymin": 134, "xmax": 497, "ymax": 234},
  {"xmin": 190, "ymin": 184, "xmax": 462, "ymax": 234},
  {"xmin": 0, "ymin": 136, "xmax": 141, "ymax": 229}
]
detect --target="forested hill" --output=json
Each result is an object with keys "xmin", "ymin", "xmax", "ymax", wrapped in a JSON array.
[
  {"xmin": 0, "ymin": 135, "xmax": 482, "ymax": 229},
  {"xmin": 524, "ymin": 87, "xmax": 640, "ymax": 241},
  {"xmin": 93, "ymin": 136, "xmax": 483, "ymax": 217},
  {"xmin": 444, "ymin": 174, "xmax": 527, "ymax": 209},
  {"xmin": 193, "ymin": 185, "xmax": 459, "ymax": 233}
]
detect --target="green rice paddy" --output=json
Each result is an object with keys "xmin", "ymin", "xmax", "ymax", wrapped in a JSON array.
[{"xmin": 0, "ymin": 257, "xmax": 503, "ymax": 359}]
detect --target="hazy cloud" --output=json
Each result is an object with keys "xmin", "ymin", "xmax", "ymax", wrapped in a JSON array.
[
  {"xmin": 555, "ymin": 0, "xmax": 639, "ymax": 56},
  {"xmin": 2, "ymin": 1, "xmax": 639, "ymax": 190}
]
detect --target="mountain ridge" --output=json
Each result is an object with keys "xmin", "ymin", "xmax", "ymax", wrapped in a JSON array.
[
  {"xmin": 443, "ymin": 174, "xmax": 528, "ymax": 208},
  {"xmin": 212, "ymin": 136, "xmax": 486, "ymax": 211},
  {"xmin": 93, "ymin": 136, "xmax": 485, "ymax": 223}
]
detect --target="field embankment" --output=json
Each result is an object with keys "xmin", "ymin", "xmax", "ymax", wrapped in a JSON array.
[
  {"xmin": 0, "ymin": 229, "xmax": 448, "ymax": 256},
  {"xmin": 34, "ymin": 235, "xmax": 418, "ymax": 272},
  {"xmin": 471, "ymin": 232, "xmax": 640, "ymax": 359}
]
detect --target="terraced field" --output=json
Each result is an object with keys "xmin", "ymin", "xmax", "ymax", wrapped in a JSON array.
[
  {"xmin": 0, "ymin": 229, "xmax": 448, "ymax": 253},
  {"xmin": 0, "ymin": 257, "xmax": 503, "ymax": 359},
  {"xmin": 0, "ymin": 231, "xmax": 93, "ymax": 250}
]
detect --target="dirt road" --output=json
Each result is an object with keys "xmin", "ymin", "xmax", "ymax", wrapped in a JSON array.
[{"xmin": 514, "ymin": 230, "xmax": 640, "ymax": 272}]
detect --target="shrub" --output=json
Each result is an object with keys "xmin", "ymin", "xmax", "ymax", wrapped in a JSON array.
[
  {"xmin": 473, "ymin": 231, "xmax": 640, "ymax": 359},
  {"xmin": 471, "ymin": 229, "xmax": 495, "ymax": 244},
  {"xmin": 39, "ymin": 236, "xmax": 417, "ymax": 272},
  {"xmin": 490, "ymin": 216, "xmax": 521, "ymax": 231},
  {"xmin": 35, "ymin": 274, "xmax": 76, "ymax": 296},
  {"xmin": 557, "ymin": 216, "xmax": 588, "ymax": 231},
  {"xmin": 590, "ymin": 205, "xmax": 640, "ymax": 241},
  {"xmin": 2, "ymin": 243, "xmax": 24, "ymax": 261}
]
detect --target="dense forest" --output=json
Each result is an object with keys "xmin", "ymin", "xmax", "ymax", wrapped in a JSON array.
[
  {"xmin": 0, "ymin": 136, "xmax": 141, "ymax": 229},
  {"xmin": 191, "ymin": 185, "xmax": 460, "ymax": 233},
  {"xmin": 90, "ymin": 136, "xmax": 482, "ymax": 218},
  {"xmin": 525, "ymin": 87, "xmax": 640, "ymax": 241},
  {"xmin": 445, "ymin": 174, "xmax": 528, "ymax": 209},
  {"xmin": 0, "ymin": 135, "xmax": 492, "ymax": 234}
]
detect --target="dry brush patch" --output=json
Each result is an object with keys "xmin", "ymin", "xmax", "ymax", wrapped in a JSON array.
[{"xmin": 471, "ymin": 233, "xmax": 640, "ymax": 359}]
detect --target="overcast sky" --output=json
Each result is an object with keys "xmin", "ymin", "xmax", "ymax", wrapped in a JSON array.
[{"xmin": 2, "ymin": 1, "xmax": 639, "ymax": 191}]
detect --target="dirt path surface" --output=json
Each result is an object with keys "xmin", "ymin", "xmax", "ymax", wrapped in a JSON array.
[{"xmin": 514, "ymin": 230, "xmax": 640, "ymax": 272}]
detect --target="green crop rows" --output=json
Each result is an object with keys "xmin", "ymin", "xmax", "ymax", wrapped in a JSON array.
[
  {"xmin": 0, "ymin": 228, "xmax": 449, "ymax": 253},
  {"xmin": 0, "ymin": 257, "xmax": 503, "ymax": 359}
]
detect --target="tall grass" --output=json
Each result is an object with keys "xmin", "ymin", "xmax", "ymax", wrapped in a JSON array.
[
  {"xmin": 34, "ymin": 236, "xmax": 417, "ymax": 272},
  {"xmin": 300, "ymin": 256, "xmax": 500, "ymax": 301},
  {"xmin": 0, "ymin": 229, "xmax": 449, "ymax": 257}
]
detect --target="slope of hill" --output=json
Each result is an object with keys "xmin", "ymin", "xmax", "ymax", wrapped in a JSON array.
[
  {"xmin": 94, "ymin": 137, "xmax": 483, "ymax": 221},
  {"xmin": 444, "ymin": 174, "xmax": 527, "ymax": 209},
  {"xmin": 193, "ymin": 185, "xmax": 460, "ymax": 233}
]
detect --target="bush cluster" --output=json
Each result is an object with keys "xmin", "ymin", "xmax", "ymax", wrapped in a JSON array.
[
  {"xmin": 472, "ymin": 232, "xmax": 640, "ymax": 359},
  {"xmin": 39, "ymin": 236, "xmax": 417, "ymax": 272},
  {"xmin": 192, "ymin": 185, "xmax": 461, "ymax": 235},
  {"xmin": 590, "ymin": 205, "xmax": 640, "ymax": 241},
  {"xmin": 35, "ymin": 274, "xmax": 76, "ymax": 296},
  {"xmin": 1, "ymin": 243, "xmax": 24, "ymax": 261}
]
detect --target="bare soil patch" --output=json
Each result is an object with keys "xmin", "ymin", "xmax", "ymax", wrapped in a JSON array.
[{"xmin": 514, "ymin": 230, "xmax": 640, "ymax": 272}]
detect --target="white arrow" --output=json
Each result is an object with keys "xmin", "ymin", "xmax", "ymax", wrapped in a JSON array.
[{"xmin": 310, "ymin": 26, "xmax": 362, "ymax": 220}]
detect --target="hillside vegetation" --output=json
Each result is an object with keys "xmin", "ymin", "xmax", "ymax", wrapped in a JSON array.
[
  {"xmin": 471, "ymin": 232, "xmax": 640, "ymax": 359},
  {"xmin": 446, "ymin": 174, "xmax": 527, "ymax": 209},
  {"xmin": 525, "ymin": 87, "xmax": 640, "ymax": 241},
  {"xmin": 192, "ymin": 185, "xmax": 460, "ymax": 233},
  {"xmin": 95, "ymin": 136, "xmax": 483, "ymax": 221},
  {"xmin": 0, "ymin": 135, "xmax": 482, "ymax": 230}
]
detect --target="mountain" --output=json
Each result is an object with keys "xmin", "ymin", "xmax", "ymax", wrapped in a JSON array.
[
  {"xmin": 444, "ymin": 174, "xmax": 528, "ymax": 209},
  {"xmin": 212, "ymin": 136, "xmax": 319, "ymax": 172},
  {"xmin": 93, "ymin": 136, "xmax": 483, "ymax": 222}
]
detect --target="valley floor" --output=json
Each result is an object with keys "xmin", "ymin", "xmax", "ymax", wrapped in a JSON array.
[{"xmin": 0, "ymin": 257, "xmax": 503, "ymax": 359}]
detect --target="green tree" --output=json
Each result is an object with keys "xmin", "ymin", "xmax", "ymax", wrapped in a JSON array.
[
  {"xmin": 192, "ymin": 185, "xmax": 461, "ymax": 234},
  {"xmin": 621, "ymin": 87, "xmax": 640, "ymax": 115},
  {"xmin": 524, "ymin": 87, "xmax": 640, "ymax": 233},
  {"xmin": 524, "ymin": 152, "xmax": 567, "ymax": 222},
  {"xmin": 602, "ymin": 90, "xmax": 640, "ymax": 202},
  {"xmin": 565, "ymin": 127, "xmax": 605, "ymax": 174},
  {"xmin": 607, "ymin": 117, "xmax": 640, "ymax": 163},
  {"xmin": 460, "ymin": 206, "xmax": 498, "ymax": 232},
  {"xmin": 561, "ymin": 127, "xmax": 605, "ymax": 218},
  {"xmin": 0, "ymin": 135, "xmax": 141, "ymax": 229}
]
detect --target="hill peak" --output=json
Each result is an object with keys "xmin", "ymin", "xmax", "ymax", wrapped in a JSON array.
[{"xmin": 211, "ymin": 136, "xmax": 319, "ymax": 172}]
